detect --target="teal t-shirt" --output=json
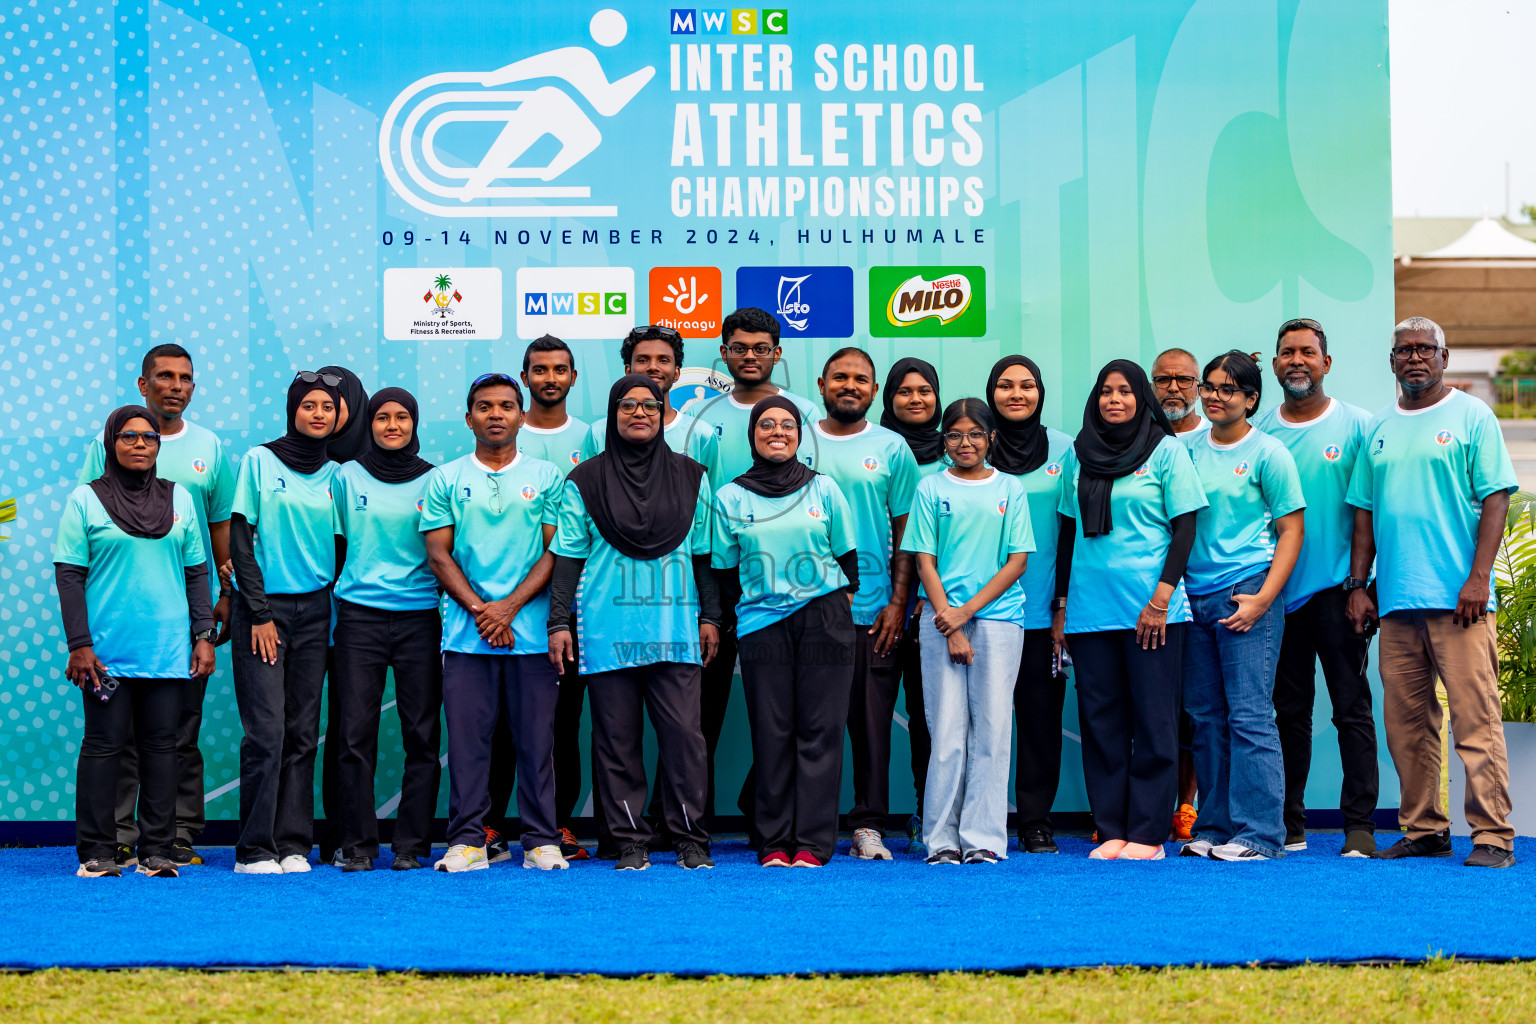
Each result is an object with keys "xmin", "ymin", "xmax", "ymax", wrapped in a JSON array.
[
  {"xmin": 711, "ymin": 474, "xmax": 857, "ymax": 637},
  {"xmin": 1253, "ymin": 399, "xmax": 1372, "ymax": 612},
  {"xmin": 1346, "ymin": 388, "xmax": 1518, "ymax": 615},
  {"xmin": 230, "ymin": 446, "xmax": 339, "ymax": 596},
  {"xmin": 804, "ymin": 421, "xmax": 921, "ymax": 624},
  {"xmin": 420, "ymin": 452, "xmax": 562, "ymax": 655},
  {"xmin": 579, "ymin": 409, "xmax": 721, "ymax": 481},
  {"xmin": 517, "ymin": 416, "xmax": 589, "ymax": 479},
  {"xmin": 333, "ymin": 462, "xmax": 438, "ymax": 612},
  {"xmin": 916, "ymin": 458, "xmax": 948, "ymax": 480},
  {"xmin": 1058, "ymin": 434, "xmax": 1209, "ymax": 633},
  {"xmin": 55, "ymin": 484, "xmax": 207, "ymax": 679},
  {"xmin": 553, "ymin": 475, "xmax": 714, "ymax": 675},
  {"xmin": 692, "ymin": 390, "xmax": 820, "ymax": 491},
  {"xmin": 80, "ymin": 419, "xmax": 234, "ymax": 594},
  {"xmin": 901, "ymin": 468, "xmax": 1036, "ymax": 625},
  {"xmin": 1004, "ymin": 426, "xmax": 1074, "ymax": 630},
  {"xmin": 1181, "ymin": 426, "xmax": 1306, "ymax": 596}
]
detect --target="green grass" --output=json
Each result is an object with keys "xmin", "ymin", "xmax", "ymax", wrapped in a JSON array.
[{"xmin": 3, "ymin": 963, "xmax": 1536, "ymax": 1022}]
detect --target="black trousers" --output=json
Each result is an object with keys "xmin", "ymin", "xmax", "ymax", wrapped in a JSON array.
[
  {"xmin": 701, "ymin": 614, "xmax": 742, "ymax": 820},
  {"xmin": 1070, "ymin": 625, "xmax": 1185, "ymax": 846},
  {"xmin": 895, "ymin": 610, "xmax": 931, "ymax": 818},
  {"xmin": 489, "ymin": 623, "xmax": 585, "ymax": 831},
  {"xmin": 332, "ymin": 600, "xmax": 443, "ymax": 858},
  {"xmin": 231, "ymin": 589, "xmax": 332, "ymax": 863},
  {"xmin": 1014, "ymin": 627, "xmax": 1065, "ymax": 831},
  {"xmin": 845, "ymin": 624, "xmax": 901, "ymax": 832},
  {"xmin": 77, "ymin": 677, "xmax": 182, "ymax": 862},
  {"xmin": 738, "ymin": 591, "xmax": 856, "ymax": 862},
  {"xmin": 319, "ymin": 646, "xmax": 341, "ymax": 860},
  {"xmin": 1273, "ymin": 586, "xmax": 1380, "ymax": 835},
  {"xmin": 112, "ymin": 674, "xmax": 209, "ymax": 846},
  {"xmin": 589, "ymin": 661, "xmax": 710, "ymax": 847}
]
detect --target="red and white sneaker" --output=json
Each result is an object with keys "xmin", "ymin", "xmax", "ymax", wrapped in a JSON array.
[
  {"xmin": 759, "ymin": 851, "xmax": 792, "ymax": 867},
  {"xmin": 791, "ymin": 851, "xmax": 823, "ymax": 868}
]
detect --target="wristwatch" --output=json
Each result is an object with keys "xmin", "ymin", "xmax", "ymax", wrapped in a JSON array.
[
  {"xmin": 1341, "ymin": 577, "xmax": 1369, "ymax": 592},
  {"xmin": 1051, "ymin": 597, "xmax": 1068, "ymax": 612},
  {"xmin": 193, "ymin": 628, "xmax": 217, "ymax": 643}
]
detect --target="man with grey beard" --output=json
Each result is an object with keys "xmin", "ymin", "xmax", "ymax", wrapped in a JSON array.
[
  {"xmin": 1254, "ymin": 319, "xmax": 1379, "ymax": 858},
  {"xmin": 1150, "ymin": 348, "xmax": 1209, "ymax": 439}
]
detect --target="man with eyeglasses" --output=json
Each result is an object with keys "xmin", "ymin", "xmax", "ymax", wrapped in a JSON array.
[
  {"xmin": 1346, "ymin": 316, "xmax": 1517, "ymax": 869},
  {"xmin": 421, "ymin": 373, "xmax": 568, "ymax": 872},
  {"xmin": 1253, "ymin": 318, "xmax": 1379, "ymax": 858},
  {"xmin": 77, "ymin": 343, "xmax": 235, "ymax": 870},
  {"xmin": 579, "ymin": 325, "xmax": 721, "ymax": 478}
]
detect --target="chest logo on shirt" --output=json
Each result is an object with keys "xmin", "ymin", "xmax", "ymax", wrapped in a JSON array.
[
  {"xmin": 172, "ymin": 511, "xmax": 182, "ymax": 524},
  {"xmin": 1322, "ymin": 444, "xmax": 1341, "ymax": 462},
  {"xmin": 862, "ymin": 456, "xmax": 880, "ymax": 471},
  {"xmin": 807, "ymin": 504, "xmax": 824, "ymax": 520},
  {"xmin": 415, "ymin": 498, "xmax": 425, "ymax": 513},
  {"xmin": 520, "ymin": 485, "xmax": 537, "ymax": 501},
  {"xmin": 1133, "ymin": 464, "xmax": 1149, "ymax": 477},
  {"xmin": 569, "ymin": 450, "xmax": 581, "ymax": 465},
  {"xmin": 1046, "ymin": 463, "xmax": 1062, "ymax": 477},
  {"xmin": 1372, "ymin": 438, "xmax": 1384, "ymax": 456},
  {"xmin": 459, "ymin": 485, "xmax": 473, "ymax": 503},
  {"xmin": 997, "ymin": 499, "xmax": 1008, "ymax": 515},
  {"xmin": 191, "ymin": 459, "xmax": 207, "ymax": 474},
  {"xmin": 354, "ymin": 494, "xmax": 369, "ymax": 511},
  {"xmin": 1435, "ymin": 430, "xmax": 1453, "ymax": 446},
  {"xmin": 272, "ymin": 476, "xmax": 287, "ymax": 493},
  {"xmin": 1233, "ymin": 461, "xmax": 1250, "ymax": 477}
]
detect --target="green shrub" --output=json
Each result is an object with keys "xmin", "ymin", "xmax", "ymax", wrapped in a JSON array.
[{"xmin": 1495, "ymin": 491, "xmax": 1536, "ymax": 722}]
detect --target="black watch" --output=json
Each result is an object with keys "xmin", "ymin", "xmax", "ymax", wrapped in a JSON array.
[
  {"xmin": 193, "ymin": 628, "xmax": 217, "ymax": 643},
  {"xmin": 1341, "ymin": 577, "xmax": 1369, "ymax": 592}
]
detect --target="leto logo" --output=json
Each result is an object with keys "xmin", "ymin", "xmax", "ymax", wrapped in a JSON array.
[
  {"xmin": 1435, "ymin": 430, "xmax": 1453, "ymax": 445},
  {"xmin": 736, "ymin": 266, "xmax": 854, "ymax": 338},
  {"xmin": 516, "ymin": 267, "xmax": 635, "ymax": 339},
  {"xmin": 649, "ymin": 267, "xmax": 722, "ymax": 338},
  {"xmin": 379, "ymin": 10, "xmax": 654, "ymax": 218},
  {"xmin": 1322, "ymin": 444, "xmax": 1341, "ymax": 462},
  {"xmin": 869, "ymin": 267, "xmax": 986, "ymax": 337},
  {"xmin": 669, "ymin": 9, "xmax": 788, "ymax": 34}
]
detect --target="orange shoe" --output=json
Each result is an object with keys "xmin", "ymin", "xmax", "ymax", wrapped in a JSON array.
[
  {"xmin": 559, "ymin": 827, "xmax": 590, "ymax": 861},
  {"xmin": 1173, "ymin": 803, "xmax": 1197, "ymax": 842}
]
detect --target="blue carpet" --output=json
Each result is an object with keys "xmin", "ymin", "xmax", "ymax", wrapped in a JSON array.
[{"xmin": 4, "ymin": 835, "xmax": 1536, "ymax": 974}]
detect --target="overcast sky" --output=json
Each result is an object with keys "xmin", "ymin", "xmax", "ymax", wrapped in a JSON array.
[{"xmin": 1391, "ymin": 0, "xmax": 1536, "ymax": 218}]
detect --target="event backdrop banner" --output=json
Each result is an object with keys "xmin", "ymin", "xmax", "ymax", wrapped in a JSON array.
[{"xmin": 0, "ymin": 1, "xmax": 1396, "ymax": 824}]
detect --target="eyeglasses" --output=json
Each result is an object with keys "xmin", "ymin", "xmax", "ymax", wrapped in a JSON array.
[
  {"xmin": 727, "ymin": 343, "xmax": 777, "ymax": 357},
  {"xmin": 627, "ymin": 325, "xmax": 682, "ymax": 344},
  {"xmin": 617, "ymin": 398, "xmax": 663, "ymax": 416},
  {"xmin": 471, "ymin": 372, "xmax": 517, "ymax": 388},
  {"xmin": 944, "ymin": 430, "xmax": 989, "ymax": 446},
  {"xmin": 1390, "ymin": 343, "xmax": 1444, "ymax": 362},
  {"xmin": 755, "ymin": 418, "xmax": 800, "ymax": 432},
  {"xmin": 294, "ymin": 370, "xmax": 343, "ymax": 387},
  {"xmin": 114, "ymin": 430, "xmax": 161, "ymax": 447},
  {"xmin": 1151, "ymin": 375, "xmax": 1198, "ymax": 392},
  {"xmin": 1197, "ymin": 382, "xmax": 1256, "ymax": 400},
  {"xmin": 485, "ymin": 472, "xmax": 502, "ymax": 515}
]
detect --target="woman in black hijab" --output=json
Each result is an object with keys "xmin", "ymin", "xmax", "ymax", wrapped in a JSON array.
[
  {"xmin": 318, "ymin": 365, "xmax": 370, "ymax": 464},
  {"xmin": 227, "ymin": 372, "xmax": 341, "ymax": 873},
  {"xmin": 331, "ymin": 387, "xmax": 442, "ymax": 872},
  {"xmin": 545, "ymin": 375, "xmax": 719, "ymax": 871},
  {"xmin": 1053, "ymin": 359, "xmax": 1208, "ymax": 861},
  {"xmin": 984, "ymin": 356, "xmax": 1079, "ymax": 855},
  {"xmin": 55, "ymin": 406, "xmax": 215, "ymax": 877},
  {"xmin": 711, "ymin": 396, "xmax": 860, "ymax": 868}
]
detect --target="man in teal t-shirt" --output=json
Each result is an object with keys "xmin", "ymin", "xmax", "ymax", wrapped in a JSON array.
[
  {"xmin": 805, "ymin": 347, "xmax": 920, "ymax": 859},
  {"xmin": 76, "ymin": 343, "xmax": 235, "ymax": 865},
  {"xmin": 1345, "ymin": 317, "xmax": 1517, "ymax": 868}
]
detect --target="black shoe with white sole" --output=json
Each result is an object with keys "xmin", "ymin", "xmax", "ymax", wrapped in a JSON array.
[
  {"xmin": 1373, "ymin": 831, "xmax": 1452, "ymax": 859},
  {"xmin": 391, "ymin": 854, "xmax": 423, "ymax": 871},
  {"xmin": 1464, "ymin": 844, "xmax": 1516, "ymax": 869},
  {"xmin": 1021, "ymin": 827, "xmax": 1059, "ymax": 855},
  {"xmin": 617, "ymin": 843, "xmax": 650, "ymax": 871},
  {"xmin": 676, "ymin": 841, "xmax": 714, "ymax": 870}
]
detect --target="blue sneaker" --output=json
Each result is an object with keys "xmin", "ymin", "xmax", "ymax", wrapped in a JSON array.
[{"xmin": 907, "ymin": 814, "xmax": 928, "ymax": 857}]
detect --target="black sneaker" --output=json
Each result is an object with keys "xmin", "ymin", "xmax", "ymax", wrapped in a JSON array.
[
  {"xmin": 1464, "ymin": 844, "xmax": 1516, "ymax": 869},
  {"xmin": 391, "ymin": 853, "xmax": 422, "ymax": 871},
  {"xmin": 137, "ymin": 855, "xmax": 179, "ymax": 877},
  {"xmin": 1373, "ymin": 831, "xmax": 1453, "ymax": 859},
  {"xmin": 964, "ymin": 849, "xmax": 998, "ymax": 864},
  {"xmin": 925, "ymin": 849, "xmax": 962, "ymax": 866},
  {"xmin": 169, "ymin": 838, "xmax": 203, "ymax": 866},
  {"xmin": 1284, "ymin": 833, "xmax": 1307, "ymax": 852},
  {"xmin": 617, "ymin": 843, "xmax": 650, "ymax": 871},
  {"xmin": 113, "ymin": 844, "xmax": 138, "ymax": 869},
  {"xmin": 1021, "ymin": 827, "xmax": 1059, "ymax": 855},
  {"xmin": 675, "ymin": 840, "xmax": 715, "ymax": 870},
  {"xmin": 76, "ymin": 857, "xmax": 121, "ymax": 878},
  {"xmin": 342, "ymin": 855, "xmax": 374, "ymax": 873}
]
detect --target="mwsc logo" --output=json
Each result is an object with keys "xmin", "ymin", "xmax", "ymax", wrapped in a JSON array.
[
  {"xmin": 516, "ymin": 267, "xmax": 636, "ymax": 339},
  {"xmin": 670, "ymin": 9, "xmax": 788, "ymax": 34}
]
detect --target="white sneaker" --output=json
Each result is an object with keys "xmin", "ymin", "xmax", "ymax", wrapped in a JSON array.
[
  {"xmin": 850, "ymin": 828, "xmax": 893, "ymax": 860},
  {"xmin": 1180, "ymin": 840, "xmax": 1214, "ymax": 859},
  {"xmin": 523, "ymin": 845, "xmax": 570, "ymax": 870},
  {"xmin": 279, "ymin": 854, "xmax": 311, "ymax": 873},
  {"xmin": 1209, "ymin": 843, "xmax": 1267, "ymax": 862},
  {"xmin": 234, "ymin": 859, "xmax": 283, "ymax": 875},
  {"xmin": 434, "ymin": 844, "xmax": 490, "ymax": 872}
]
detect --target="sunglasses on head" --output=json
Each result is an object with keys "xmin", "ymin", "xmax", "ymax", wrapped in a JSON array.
[
  {"xmin": 294, "ymin": 370, "xmax": 343, "ymax": 387},
  {"xmin": 471, "ymin": 372, "xmax": 517, "ymax": 388},
  {"xmin": 627, "ymin": 325, "xmax": 682, "ymax": 344}
]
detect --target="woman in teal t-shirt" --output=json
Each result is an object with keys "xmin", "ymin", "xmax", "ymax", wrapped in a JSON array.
[
  {"xmin": 712, "ymin": 395, "xmax": 859, "ymax": 868},
  {"xmin": 55, "ymin": 405, "xmax": 215, "ymax": 878}
]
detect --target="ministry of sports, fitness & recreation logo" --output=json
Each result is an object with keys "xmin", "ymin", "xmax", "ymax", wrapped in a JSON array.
[{"xmin": 379, "ymin": 9, "xmax": 653, "ymax": 218}]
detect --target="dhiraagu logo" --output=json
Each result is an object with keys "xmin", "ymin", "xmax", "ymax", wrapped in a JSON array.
[{"xmin": 869, "ymin": 266, "xmax": 986, "ymax": 337}]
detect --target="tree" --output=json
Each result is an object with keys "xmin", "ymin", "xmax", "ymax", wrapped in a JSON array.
[{"xmin": 1499, "ymin": 350, "xmax": 1536, "ymax": 377}]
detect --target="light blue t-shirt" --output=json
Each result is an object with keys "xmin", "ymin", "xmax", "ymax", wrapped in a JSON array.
[
  {"xmin": 55, "ymin": 484, "xmax": 206, "ymax": 679},
  {"xmin": 1346, "ymin": 388, "xmax": 1518, "ymax": 615},
  {"xmin": 1253, "ymin": 399, "xmax": 1372, "ymax": 612},
  {"xmin": 901, "ymin": 468, "xmax": 1036, "ymax": 626},
  {"xmin": 1058, "ymin": 434, "xmax": 1209, "ymax": 633},
  {"xmin": 517, "ymin": 416, "xmax": 589, "ymax": 479},
  {"xmin": 916, "ymin": 458, "xmax": 947, "ymax": 480},
  {"xmin": 419, "ymin": 451, "xmax": 562, "ymax": 655},
  {"xmin": 230, "ymin": 447, "xmax": 339, "ymax": 597},
  {"xmin": 1004, "ymin": 427, "xmax": 1074, "ymax": 630},
  {"xmin": 579, "ymin": 409, "xmax": 721, "ymax": 481},
  {"xmin": 1181, "ymin": 426, "xmax": 1306, "ymax": 596},
  {"xmin": 804, "ymin": 421, "xmax": 921, "ymax": 624},
  {"xmin": 553, "ymin": 475, "xmax": 713, "ymax": 675},
  {"xmin": 711, "ymin": 474, "xmax": 857, "ymax": 637},
  {"xmin": 692, "ymin": 391, "xmax": 820, "ymax": 491},
  {"xmin": 333, "ymin": 462, "xmax": 438, "ymax": 612}
]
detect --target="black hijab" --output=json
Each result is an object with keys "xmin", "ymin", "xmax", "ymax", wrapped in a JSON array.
[
  {"xmin": 732, "ymin": 395, "xmax": 818, "ymax": 498},
  {"xmin": 879, "ymin": 357, "xmax": 944, "ymax": 465},
  {"xmin": 987, "ymin": 355, "xmax": 1051, "ymax": 476},
  {"xmin": 1073, "ymin": 359, "xmax": 1174, "ymax": 537},
  {"xmin": 263, "ymin": 374, "xmax": 341, "ymax": 475},
  {"xmin": 319, "ymin": 365, "xmax": 370, "ymax": 464},
  {"xmin": 567, "ymin": 375, "xmax": 706, "ymax": 560},
  {"xmin": 89, "ymin": 405, "xmax": 176, "ymax": 539},
  {"xmin": 358, "ymin": 387, "xmax": 435, "ymax": 485}
]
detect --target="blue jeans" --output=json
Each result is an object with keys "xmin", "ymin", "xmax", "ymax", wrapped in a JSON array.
[
  {"xmin": 919, "ymin": 616, "xmax": 1024, "ymax": 858},
  {"xmin": 1183, "ymin": 570, "xmax": 1287, "ymax": 857}
]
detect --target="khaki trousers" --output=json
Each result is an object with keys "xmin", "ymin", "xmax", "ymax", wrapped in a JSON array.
[{"xmin": 1379, "ymin": 610, "xmax": 1513, "ymax": 849}]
